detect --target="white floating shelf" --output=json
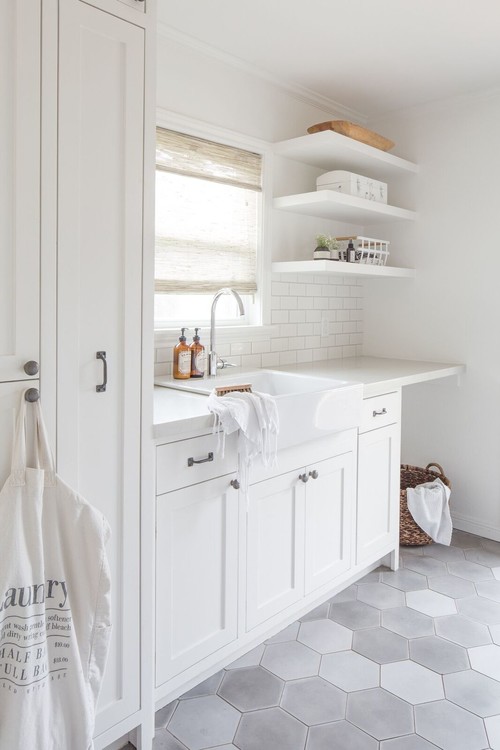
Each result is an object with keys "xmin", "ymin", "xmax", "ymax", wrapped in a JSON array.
[
  {"xmin": 274, "ymin": 190, "xmax": 417, "ymax": 224},
  {"xmin": 272, "ymin": 260, "xmax": 416, "ymax": 279},
  {"xmin": 274, "ymin": 130, "xmax": 418, "ymax": 179}
]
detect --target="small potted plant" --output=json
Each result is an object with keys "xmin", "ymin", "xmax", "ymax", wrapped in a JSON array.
[
  {"xmin": 328, "ymin": 236, "xmax": 340, "ymax": 261},
  {"xmin": 314, "ymin": 234, "xmax": 331, "ymax": 260}
]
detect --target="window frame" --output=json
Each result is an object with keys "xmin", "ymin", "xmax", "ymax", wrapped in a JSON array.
[{"xmin": 154, "ymin": 109, "xmax": 273, "ymax": 333}]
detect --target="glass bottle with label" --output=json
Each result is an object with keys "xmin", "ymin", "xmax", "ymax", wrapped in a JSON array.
[
  {"xmin": 173, "ymin": 328, "xmax": 191, "ymax": 379},
  {"xmin": 190, "ymin": 328, "xmax": 206, "ymax": 378}
]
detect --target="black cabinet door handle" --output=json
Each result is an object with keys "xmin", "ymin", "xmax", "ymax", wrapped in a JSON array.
[{"xmin": 96, "ymin": 351, "xmax": 107, "ymax": 392}]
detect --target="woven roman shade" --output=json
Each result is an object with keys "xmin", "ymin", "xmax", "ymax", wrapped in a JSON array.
[{"xmin": 155, "ymin": 128, "xmax": 262, "ymax": 294}]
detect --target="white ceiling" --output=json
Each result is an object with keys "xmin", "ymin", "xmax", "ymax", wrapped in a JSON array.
[{"xmin": 157, "ymin": 0, "xmax": 500, "ymax": 119}]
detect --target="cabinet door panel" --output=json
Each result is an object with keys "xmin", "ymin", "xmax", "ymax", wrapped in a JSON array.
[
  {"xmin": 246, "ymin": 471, "xmax": 305, "ymax": 630},
  {"xmin": 57, "ymin": 0, "xmax": 144, "ymax": 733},
  {"xmin": 357, "ymin": 423, "xmax": 400, "ymax": 565},
  {"xmin": 156, "ymin": 476, "xmax": 239, "ymax": 685},
  {"xmin": 0, "ymin": 3, "xmax": 40, "ymax": 383},
  {"xmin": 305, "ymin": 453, "xmax": 354, "ymax": 594}
]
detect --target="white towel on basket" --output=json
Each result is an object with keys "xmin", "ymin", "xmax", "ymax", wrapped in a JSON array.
[
  {"xmin": 207, "ymin": 390, "xmax": 279, "ymax": 494},
  {"xmin": 406, "ymin": 478, "xmax": 452, "ymax": 545}
]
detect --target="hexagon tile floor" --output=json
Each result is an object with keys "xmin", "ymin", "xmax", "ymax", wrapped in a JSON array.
[{"xmin": 151, "ymin": 531, "xmax": 500, "ymax": 750}]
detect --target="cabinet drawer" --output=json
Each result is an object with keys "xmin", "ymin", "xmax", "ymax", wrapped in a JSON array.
[
  {"xmin": 157, "ymin": 433, "xmax": 237, "ymax": 495},
  {"xmin": 359, "ymin": 391, "xmax": 401, "ymax": 433}
]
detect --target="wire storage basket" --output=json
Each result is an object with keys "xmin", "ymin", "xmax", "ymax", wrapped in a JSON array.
[
  {"xmin": 400, "ymin": 463, "xmax": 451, "ymax": 546},
  {"xmin": 335, "ymin": 236, "xmax": 390, "ymax": 265}
]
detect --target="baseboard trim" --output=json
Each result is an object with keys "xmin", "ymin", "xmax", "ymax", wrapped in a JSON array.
[{"xmin": 452, "ymin": 512, "xmax": 500, "ymax": 542}]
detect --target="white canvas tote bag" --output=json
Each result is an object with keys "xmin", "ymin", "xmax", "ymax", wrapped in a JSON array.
[{"xmin": 0, "ymin": 392, "xmax": 111, "ymax": 750}]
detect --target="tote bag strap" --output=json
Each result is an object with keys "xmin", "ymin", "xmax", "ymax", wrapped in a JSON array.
[
  {"xmin": 10, "ymin": 392, "xmax": 29, "ymax": 484},
  {"xmin": 10, "ymin": 390, "xmax": 56, "ymax": 486},
  {"xmin": 33, "ymin": 399, "xmax": 56, "ymax": 485}
]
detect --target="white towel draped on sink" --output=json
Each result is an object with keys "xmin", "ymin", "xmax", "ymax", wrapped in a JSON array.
[
  {"xmin": 207, "ymin": 390, "xmax": 279, "ymax": 493},
  {"xmin": 406, "ymin": 478, "xmax": 453, "ymax": 545}
]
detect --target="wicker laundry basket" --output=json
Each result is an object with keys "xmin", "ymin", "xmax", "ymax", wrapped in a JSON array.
[{"xmin": 400, "ymin": 463, "xmax": 451, "ymax": 546}]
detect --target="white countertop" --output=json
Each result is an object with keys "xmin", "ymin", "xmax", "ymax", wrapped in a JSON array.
[{"xmin": 153, "ymin": 356, "xmax": 465, "ymax": 441}]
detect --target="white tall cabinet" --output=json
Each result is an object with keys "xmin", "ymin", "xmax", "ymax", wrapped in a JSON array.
[
  {"xmin": 0, "ymin": 2, "xmax": 41, "ymax": 485},
  {"xmin": 1, "ymin": 0, "xmax": 156, "ymax": 747},
  {"xmin": 56, "ymin": 0, "xmax": 145, "ymax": 741}
]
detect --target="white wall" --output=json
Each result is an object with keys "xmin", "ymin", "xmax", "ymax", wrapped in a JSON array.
[
  {"xmin": 155, "ymin": 32, "xmax": 363, "ymax": 375},
  {"xmin": 365, "ymin": 92, "xmax": 500, "ymax": 538}
]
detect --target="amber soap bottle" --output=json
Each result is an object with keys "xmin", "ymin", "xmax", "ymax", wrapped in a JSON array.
[
  {"xmin": 173, "ymin": 328, "xmax": 191, "ymax": 379},
  {"xmin": 190, "ymin": 328, "xmax": 206, "ymax": 378}
]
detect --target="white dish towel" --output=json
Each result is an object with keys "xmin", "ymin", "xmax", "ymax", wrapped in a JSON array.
[
  {"xmin": 406, "ymin": 478, "xmax": 452, "ymax": 545},
  {"xmin": 207, "ymin": 389, "xmax": 279, "ymax": 493}
]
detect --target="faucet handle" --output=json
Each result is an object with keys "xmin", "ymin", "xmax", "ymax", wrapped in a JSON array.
[{"xmin": 219, "ymin": 359, "xmax": 237, "ymax": 369}]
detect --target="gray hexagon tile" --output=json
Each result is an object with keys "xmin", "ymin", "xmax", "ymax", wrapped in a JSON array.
[
  {"xmin": 168, "ymin": 695, "xmax": 240, "ymax": 750},
  {"xmin": 306, "ymin": 720, "xmax": 378, "ymax": 750},
  {"xmin": 299, "ymin": 602, "xmax": 330, "ymax": 622},
  {"xmin": 329, "ymin": 600, "xmax": 381, "ymax": 629},
  {"xmin": 381, "ymin": 660, "xmax": 444, "ymax": 704},
  {"xmin": 476, "ymin": 579, "xmax": 500, "ymax": 602},
  {"xmin": 356, "ymin": 582, "xmax": 405, "ymax": 609},
  {"xmin": 491, "ymin": 624, "xmax": 500, "ymax": 645},
  {"xmin": 486, "ymin": 714, "xmax": 500, "ymax": 750},
  {"xmin": 481, "ymin": 538, "xmax": 500, "ymax": 554},
  {"xmin": 261, "ymin": 640, "xmax": 320, "ymax": 680},
  {"xmin": 381, "ymin": 735, "xmax": 441, "ymax": 749},
  {"xmin": 180, "ymin": 671, "xmax": 224, "ymax": 700},
  {"xmin": 406, "ymin": 589, "xmax": 456, "ymax": 617},
  {"xmin": 320, "ymin": 649, "xmax": 379, "ymax": 692},
  {"xmin": 347, "ymin": 687, "xmax": 414, "ymax": 740},
  {"xmin": 494, "ymin": 567, "xmax": 500, "ymax": 581},
  {"xmin": 234, "ymin": 707, "xmax": 307, "ymax": 750},
  {"xmin": 225, "ymin": 643, "xmax": 264, "ymax": 670},
  {"xmin": 465, "ymin": 547, "xmax": 500, "ymax": 567},
  {"xmin": 381, "ymin": 568, "xmax": 428, "ymax": 592},
  {"xmin": 450, "ymin": 530, "xmax": 484, "ymax": 548},
  {"xmin": 297, "ymin": 617, "xmax": 352, "ymax": 653},
  {"xmin": 381, "ymin": 606, "xmax": 434, "ymax": 639},
  {"xmin": 217, "ymin": 666, "xmax": 283, "ymax": 711},
  {"xmin": 422, "ymin": 543, "xmax": 465, "ymax": 562},
  {"xmin": 447, "ymin": 560, "xmax": 494, "ymax": 582},
  {"xmin": 155, "ymin": 700, "xmax": 178, "ymax": 729},
  {"xmin": 357, "ymin": 570, "xmax": 381, "ymax": 584},
  {"xmin": 265, "ymin": 621, "xmax": 300, "ymax": 644},
  {"xmin": 327, "ymin": 583, "xmax": 357, "ymax": 604},
  {"xmin": 409, "ymin": 635, "xmax": 469, "ymax": 674},
  {"xmin": 153, "ymin": 731, "xmax": 189, "ymax": 750},
  {"xmin": 457, "ymin": 595, "xmax": 500, "ymax": 624},
  {"xmin": 444, "ymin": 668, "xmax": 500, "ymax": 717},
  {"xmin": 280, "ymin": 676, "xmax": 346, "ymax": 725},
  {"xmin": 403, "ymin": 555, "xmax": 447, "ymax": 577},
  {"xmin": 415, "ymin": 699, "xmax": 488, "ymax": 749},
  {"xmin": 435, "ymin": 614, "xmax": 492, "ymax": 648},
  {"xmin": 427, "ymin": 573, "xmax": 476, "ymax": 599},
  {"xmin": 353, "ymin": 626, "xmax": 408, "ymax": 664},
  {"xmin": 468, "ymin": 643, "xmax": 500, "ymax": 680}
]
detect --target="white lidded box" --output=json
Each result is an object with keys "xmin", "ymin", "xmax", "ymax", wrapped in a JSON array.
[{"xmin": 316, "ymin": 170, "xmax": 388, "ymax": 204}]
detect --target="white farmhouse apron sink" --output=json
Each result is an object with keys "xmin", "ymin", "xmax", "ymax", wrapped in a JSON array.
[{"xmin": 157, "ymin": 369, "xmax": 363, "ymax": 448}]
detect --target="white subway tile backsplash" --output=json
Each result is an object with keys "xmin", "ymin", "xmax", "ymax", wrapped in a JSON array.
[
  {"xmin": 289, "ymin": 310, "xmax": 306, "ymax": 323},
  {"xmin": 231, "ymin": 341, "xmax": 252, "ymax": 356},
  {"xmin": 272, "ymin": 310, "xmax": 289, "ymax": 325},
  {"xmin": 154, "ymin": 275, "xmax": 364, "ymax": 375},
  {"xmin": 261, "ymin": 352, "xmax": 280, "ymax": 368},
  {"xmin": 252, "ymin": 340, "xmax": 271, "ymax": 354},
  {"xmin": 279, "ymin": 350, "xmax": 298, "ymax": 365},
  {"xmin": 272, "ymin": 281, "xmax": 289, "ymax": 296}
]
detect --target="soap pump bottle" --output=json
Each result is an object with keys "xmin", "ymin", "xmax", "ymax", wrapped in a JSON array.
[
  {"xmin": 173, "ymin": 328, "xmax": 191, "ymax": 379},
  {"xmin": 190, "ymin": 328, "xmax": 206, "ymax": 378}
]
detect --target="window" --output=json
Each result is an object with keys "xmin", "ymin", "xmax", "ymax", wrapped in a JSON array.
[{"xmin": 155, "ymin": 128, "xmax": 263, "ymax": 327}]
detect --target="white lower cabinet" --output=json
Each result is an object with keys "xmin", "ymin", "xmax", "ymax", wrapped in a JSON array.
[
  {"xmin": 305, "ymin": 453, "xmax": 354, "ymax": 594},
  {"xmin": 246, "ymin": 470, "xmax": 306, "ymax": 630},
  {"xmin": 155, "ymin": 435, "xmax": 239, "ymax": 687},
  {"xmin": 356, "ymin": 392, "xmax": 401, "ymax": 566}
]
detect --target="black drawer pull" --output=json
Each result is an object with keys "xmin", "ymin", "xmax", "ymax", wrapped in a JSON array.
[
  {"xmin": 187, "ymin": 452, "xmax": 214, "ymax": 467},
  {"xmin": 373, "ymin": 408, "xmax": 387, "ymax": 417}
]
